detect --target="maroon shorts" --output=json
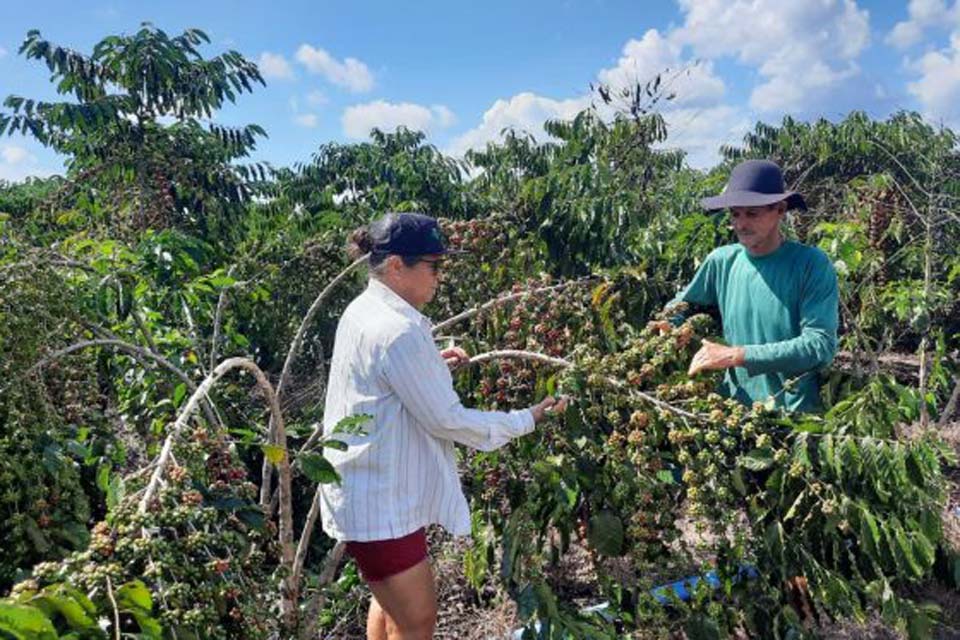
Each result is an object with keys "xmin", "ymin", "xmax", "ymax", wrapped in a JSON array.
[{"xmin": 345, "ymin": 528, "xmax": 428, "ymax": 582}]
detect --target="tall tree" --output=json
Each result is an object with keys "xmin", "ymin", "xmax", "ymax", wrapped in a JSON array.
[
  {"xmin": 1, "ymin": 24, "xmax": 269, "ymax": 242},
  {"xmin": 278, "ymin": 127, "xmax": 472, "ymax": 225}
]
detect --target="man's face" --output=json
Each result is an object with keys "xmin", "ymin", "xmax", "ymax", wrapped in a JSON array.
[{"xmin": 730, "ymin": 203, "xmax": 785, "ymax": 255}]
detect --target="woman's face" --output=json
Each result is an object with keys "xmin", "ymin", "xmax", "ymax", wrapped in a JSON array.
[{"xmin": 395, "ymin": 254, "xmax": 444, "ymax": 308}]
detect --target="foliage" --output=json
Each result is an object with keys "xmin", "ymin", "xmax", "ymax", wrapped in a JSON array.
[
  {"xmin": 466, "ymin": 110, "xmax": 684, "ymax": 275},
  {"xmin": 277, "ymin": 127, "xmax": 473, "ymax": 225},
  {"xmin": 1, "ymin": 25, "xmax": 269, "ymax": 243},
  {"xmin": 14, "ymin": 428, "xmax": 279, "ymax": 639},
  {"xmin": 1, "ymin": 579, "xmax": 161, "ymax": 639}
]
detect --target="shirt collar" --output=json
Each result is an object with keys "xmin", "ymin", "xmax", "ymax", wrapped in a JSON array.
[{"xmin": 366, "ymin": 278, "xmax": 433, "ymax": 330}]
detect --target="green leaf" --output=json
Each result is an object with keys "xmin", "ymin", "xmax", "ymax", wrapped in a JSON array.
[
  {"xmin": 35, "ymin": 584, "xmax": 97, "ymax": 630},
  {"xmin": 516, "ymin": 583, "xmax": 538, "ymax": 620},
  {"xmin": 96, "ymin": 463, "xmax": 111, "ymax": 492},
  {"xmin": 207, "ymin": 274, "xmax": 236, "ymax": 288},
  {"xmin": 587, "ymin": 511, "xmax": 624, "ymax": 557},
  {"xmin": 116, "ymin": 580, "xmax": 152, "ymax": 611},
  {"xmin": 912, "ymin": 530, "xmax": 936, "ymax": 571},
  {"xmin": 41, "ymin": 444, "xmax": 64, "ymax": 474},
  {"xmin": 321, "ymin": 438, "xmax": 348, "ymax": 452},
  {"xmin": 860, "ymin": 506, "xmax": 882, "ymax": 560},
  {"xmin": 0, "ymin": 602, "xmax": 58, "ymax": 639},
  {"xmin": 261, "ymin": 444, "xmax": 286, "ymax": 464},
  {"xmin": 656, "ymin": 470, "xmax": 675, "ymax": 484},
  {"xmin": 299, "ymin": 453, "xmax": 340, "ymax": 485},
  {"xmin": 730, "ymin": 468, "xmax": 748, "ymax": 495},
  {"xmin": 684, "ymin": 614, "xmax": 722, "ymax": 640},
  {"xmin": 106, "ymin": 474, "xmax": 125, "ymax": 511},
  {"xmin": 783, "ymin": 489, "xmax": 806, "ymax": 522},
  {"xmin": 172, "ymin": 382, "xmax": 187, "ymax": 407},
  {"xmin": 23, "ymin": 518, "xmax": 50, "ymax": 554},
  {"xmin": 332, "ymin": 414, "xmax": 372, "ymax": 436},
  {"xmin": 52, "ymin": 522, "xmax": 89, "ymax": 550},
  {"xmin": 235, "ymin": 506, "xmax": 266, "ymax": 530},
  {"xmin": 740, "ymin": 448, "xmax": 774, "ymax": 471},
  {"xmin": 894, "ymin": 525, "xmax": 923, "ymax": 578}
]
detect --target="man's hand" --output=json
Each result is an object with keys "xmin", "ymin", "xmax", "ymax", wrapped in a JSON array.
[
  {"xmin": 688, "ymin": 339, "xmax": 745, "ymax": 376},
  {"xmin": 530, "ymin": 396, "xmax": 569, "ymax": 423},
  {"xmin": 440, "ymin": 346, "xmax": 470, "ymax": 370},
  {"xmin": 646, "ymin": 320, "xmax": 672, "ymax": 335}
]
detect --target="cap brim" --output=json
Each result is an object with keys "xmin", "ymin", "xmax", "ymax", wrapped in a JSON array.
[{"xmin": 701, "ymin": 191, "xmax": 806, "ymax": 211}]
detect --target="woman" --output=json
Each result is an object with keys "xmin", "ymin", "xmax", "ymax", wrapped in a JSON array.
[{"xmin": 319, "ymin": 212, "xmax": 564, "ymax": 639}]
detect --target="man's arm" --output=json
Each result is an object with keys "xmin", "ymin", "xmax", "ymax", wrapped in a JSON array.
[{"xmin": 651, "ymin": 252, "xmax": 720, "ymax": 332}]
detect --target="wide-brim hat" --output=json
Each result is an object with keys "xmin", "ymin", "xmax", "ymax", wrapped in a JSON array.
[{"xmin": 700, "ymin": 159, "xmax": 806, "ymax": 211}]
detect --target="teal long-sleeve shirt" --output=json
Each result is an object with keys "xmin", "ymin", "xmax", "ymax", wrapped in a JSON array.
[{"xmin": 671, "ymin": 240, "xmax": 839, "ymax": 413}]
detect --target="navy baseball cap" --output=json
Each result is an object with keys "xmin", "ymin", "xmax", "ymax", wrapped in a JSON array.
[{"xmin": 371, "ymin": 212, "xmax": 464, "ymax": 256}]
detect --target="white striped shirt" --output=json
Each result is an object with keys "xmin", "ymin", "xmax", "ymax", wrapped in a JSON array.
[{"xmin": 319, "ymin": 278, "xmax": 535, "ymax": 542}]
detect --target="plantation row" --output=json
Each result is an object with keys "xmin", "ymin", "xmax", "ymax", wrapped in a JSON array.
[{"xmin": 1, "ymin": 25, "xmax": 959, "ymax": 639}]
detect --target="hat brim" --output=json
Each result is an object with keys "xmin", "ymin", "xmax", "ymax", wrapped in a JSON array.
[{"xmin": 700, "ymin": 191, "xmax": 806, "ymax": 211}]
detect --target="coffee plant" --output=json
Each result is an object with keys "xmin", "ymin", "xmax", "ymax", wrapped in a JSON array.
[{"xmin": 2, "ymin": 23, "xmax": 959, "ymax": 639}]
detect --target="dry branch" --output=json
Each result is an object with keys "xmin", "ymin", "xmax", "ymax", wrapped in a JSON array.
[
  {"xmin": 462, "ymin": 349, "xmax": 573, "ymax": 370},
  {"xmin": 939, "ymin": 375, "xmax": 960, "ymax": 427},
  {"xmin": 460, "ymin": 349, "xmax": 705, "ymax": 422},
  {"xmin": 17, "ymin": 338, "xmax": 221, "ymax": 429},
  {"xmin": 105, "ymin": 576, "xmax": 121, "ymax": 640},
  {"xmin": 261, "ymin": 254, "xmax": 367, "ymax": 507},
  {"xmin": 292, "ymin": 491, "xmax": 323, "ymax": 589},
  {"xmin": 431, "ymin": 278, "xmax": 593, "ymax": 335},
  {"xmin": 299, "ymin": 541, "xmax": 347, "ymax": 640}
]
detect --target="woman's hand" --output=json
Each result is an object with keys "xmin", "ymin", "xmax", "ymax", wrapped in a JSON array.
[
  {"xmin": 530, "ymin": 395, "xmax": 569, "ymax": 423},
  {"xmin": 440, "ymin": 346, "xmax": 470, "ymax": 370}
]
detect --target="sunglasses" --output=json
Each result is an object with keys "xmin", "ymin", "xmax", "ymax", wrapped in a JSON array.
[{"xmin": 416, "ymin": 258, "xmax": 445, "ymax": 274}]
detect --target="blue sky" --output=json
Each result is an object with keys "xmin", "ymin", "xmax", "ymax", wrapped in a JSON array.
[{"xmin": 2, "ymin": 0, "xmax": 959, "ymax": 181}]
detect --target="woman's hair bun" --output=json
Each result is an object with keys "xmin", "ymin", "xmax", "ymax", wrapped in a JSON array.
[{"xmin": 347, "ymin": 226, "xmax": 373, "ymax": 259}]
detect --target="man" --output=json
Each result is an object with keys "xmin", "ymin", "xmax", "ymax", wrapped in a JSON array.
[
  {"xmin": 321, "ymin": 212, "xmax": 566, "ymax": 640},
  {"xmin": 660, "ymin": 159, "xmax": 839, "ymax": 413}
]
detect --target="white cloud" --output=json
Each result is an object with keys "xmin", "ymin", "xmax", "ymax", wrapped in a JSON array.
[
  {"xmin": 446, "ymin": 92, "xmax": 591, "ymax": 157},
  {"xmin": 431, "ymin": 104, "xmax": 457, "ymax": 128},
  {"xmin": 447, "ymin": 2, "xmax": 877, "ymax": 171},
  {"xmin": 1, "ymin": 145, "xmax": 30, "ymax": 165},
  {"xmin": 0, "ymin": 144, "xmax": 55, "ymax": 182},
  {"xmin": 0, "ymin": 46, "xmax": 8, "ymax": 59},
  {"xmin": 342, "ymin": 100, "xmax": 457, "ymax": 139},
  {"xmin": 295, "ymin": 45, "xmax": 374, "ymax": 93},
  {"xmin": 887, "ymin": 0, "xmax": 957, "ymax": 49},
  {"xmin": 597, "ymin": 29, "xmax": 725, "ymax": 108},
  {"xmin": 294, "ymin": 113, "xmax": 319, "ymax": 128},
  {"xmin": 258, "ymin": 52, "xmax": 294, "ymax": 80},
  {"xmin": 446, "ymin": 26, "xmax": 737, "ymax": 165},
  {"xmin": 306, "ymin": 90, "xmax": 328, "ymax": 106},
  {"xmin": 906, "ymin": 32, "xmax": 960, "ymax": 127},
  {"xmin": 673, "ymin": 0, "xmax": 870, "ymax": 113},
  {"xmin": 749, "ymin": 60, "xmax": 859, "ymax": 114}
]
